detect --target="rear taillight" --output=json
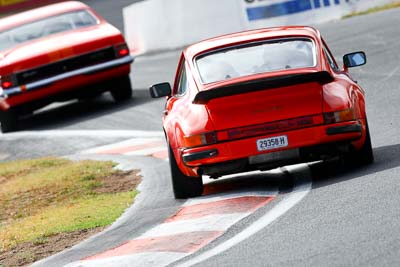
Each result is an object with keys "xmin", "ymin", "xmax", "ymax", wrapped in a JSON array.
[
  {"xmin": 323, "ymin": 108, "xmax": 355, "ymax": 124},
  {"xmin": 114, "ymin": 43, "xmax": 130, "ymax": 58},
  {"xmin": 183, "ymin": 132, "xmax": 217, "ymax": 148},
  {"xmin": 0, "ymin": 75, "xmax": 14, "ymax": 89},
  {"xmin": 1, "ymin": 81, "xmax": 12, "ymax": 89}
]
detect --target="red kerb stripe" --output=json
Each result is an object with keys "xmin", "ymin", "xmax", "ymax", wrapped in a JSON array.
[
  {"xmin": 96, "ymin": 141, "xmax": 164, "ymax": 155},
  {"xmin": 85, "ymin": 231, "xmax": 223, "ymax": 260},
  {"xmin": 166, "ymin": 196, "xmax": 274, "ymax": 223},
  {"xmin": 152, "ymin": 150, "xmax": 168, "ymax": 159}
]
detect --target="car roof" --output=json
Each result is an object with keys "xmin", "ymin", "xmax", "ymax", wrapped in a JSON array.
[
  {"xmin": 0, "ymin": 1, "xmax": 92, "ymax": 32},
  {"xmin": 184, "ymin": 26, "xmax": 321, "ymax": 60}
]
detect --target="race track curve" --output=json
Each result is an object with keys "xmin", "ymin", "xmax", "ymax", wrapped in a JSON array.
[{"xmin": 1, "ymin": 3, "xmax": 400, "ymax": 267}]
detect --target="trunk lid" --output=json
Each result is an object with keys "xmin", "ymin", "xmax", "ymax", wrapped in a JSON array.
[{"xmin": 201, "ymin": 72, "xmax": 330, "ymax": 132}]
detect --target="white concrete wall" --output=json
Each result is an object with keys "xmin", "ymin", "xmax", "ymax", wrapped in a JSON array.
[
  {"xmin": 124, "ymin": 0, "xmax": 398, "ymax": 55},
  {"xmin": 123, "ymin": 0, "xmax": 245, "ymax": 55}
]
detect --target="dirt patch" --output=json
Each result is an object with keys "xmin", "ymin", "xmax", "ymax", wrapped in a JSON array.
[
  {"xmin": 0, "ymin": 170, "xmax": 141, "ymax": 267},
  {"xmin": 95, "ymin": 170, "xmax": 141, "ymax": 194},
  {"xmin": 0, "ymin": 227, "xmax": 105, "ymax": 267}
]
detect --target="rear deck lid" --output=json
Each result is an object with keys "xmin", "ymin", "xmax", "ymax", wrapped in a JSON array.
[{"xmin": 201, "ymin": 72, "xmax": 330, "ymax": 131}]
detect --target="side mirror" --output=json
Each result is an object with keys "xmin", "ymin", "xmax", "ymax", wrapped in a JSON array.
[
  {"xmin": 343, "ymin": 51, "xmax": 366, "ymax": 68},
  {"xmin": 149, "ymin": 82, "xmax": 172, "ymax": 98}
]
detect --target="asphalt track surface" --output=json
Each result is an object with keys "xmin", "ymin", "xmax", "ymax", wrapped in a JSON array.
[{"xmin": 1, "ymin": 2, "xmax": 400, "ymax": 267}]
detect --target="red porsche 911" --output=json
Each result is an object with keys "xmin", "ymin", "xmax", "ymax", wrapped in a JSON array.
[
  {"xmin": 150, "ymin": 26, "xmax": 373, "ymax": 199},
  {"xmin": 0, "ymin": 1, "xmax": 134, "ymax": 132}
]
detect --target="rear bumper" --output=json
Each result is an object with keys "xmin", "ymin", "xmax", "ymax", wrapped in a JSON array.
[
  {"xmin": 1, "ymin": 56, "xmax": 133, "ymax": 98},
  {"xmin": 0, "ymin": 56, "xmax": 133, "ymax": 112},
  {"xmin": 181, "ymin": 120, "xmax": 365, "ymax": 177}
]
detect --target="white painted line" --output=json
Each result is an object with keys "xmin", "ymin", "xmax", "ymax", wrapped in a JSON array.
[
  {"xmin": 141, "ymin": 213, "xmax": 250, "ymax": 238},
  {"xmin": 0, "ymin": 130, "xmax": 164, "ymax": 140},
  {"xmin": 179, "ymin": 163, "xmax": 312, "ymax": 267},
  {"xmin": 64, "ymin": 252, "xmax": 186, "ymax": 267}
]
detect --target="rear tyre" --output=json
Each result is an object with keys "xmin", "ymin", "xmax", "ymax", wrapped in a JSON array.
[
  {"xmin": 168, "ymin": 144, "xmax": 203, "ymax": 199},
  {"xmin": 110, "ymin": 75, "xmax": 132, "ymax": 102},
  {"xmin": 0, "ymin": 111, "xmax": 18, "ymax": 133},
  {"xmin": 345, "ymin": 122, "xmax": 374, "ymax": 166}
]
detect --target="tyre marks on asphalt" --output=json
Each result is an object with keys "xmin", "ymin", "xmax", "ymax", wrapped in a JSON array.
[{"xmin": 65, "ymin": 191, "xmax": 277, "ymax": 267}]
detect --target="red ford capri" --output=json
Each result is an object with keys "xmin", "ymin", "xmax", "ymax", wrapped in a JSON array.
[
  {"xmin": 150, "ymin": 26, "xmax": 373, "ymax": 199},
  {"xmin": 0, "ymin": 1, "xmax": 134, "ymax": 132}
]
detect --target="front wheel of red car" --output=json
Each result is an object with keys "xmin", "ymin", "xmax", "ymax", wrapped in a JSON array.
[
  {"xmin": 110, "ymin": 76, "xmax": 132, "ymax": 102},
  {"xmin": 168, "ymin": 145, "xmax": 203, "ymax": 199}
]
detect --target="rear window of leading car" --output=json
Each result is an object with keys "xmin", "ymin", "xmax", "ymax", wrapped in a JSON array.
[
  {"xmin": 195, "ymin": 38, "xmax": 316, "ymax": 84},
  {"xmin": 0, "ymin": 10, "xmax": 98, "ymax": 52}
]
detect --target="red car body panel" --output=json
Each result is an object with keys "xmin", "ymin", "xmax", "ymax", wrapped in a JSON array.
[
  {"xmin": 2, "ymin": 25, "xmax": 124, "ymax": 72},
  {"xmin": 6, "ymin": 65, "xmax": 129, "ymax": 108},
  {"xmin": 0, "ymin": 1, "xmax": 133, "ymax": 115},
  {"xmin": 155, "ymin": 26, "xmax": 370, "ymax": 179}
]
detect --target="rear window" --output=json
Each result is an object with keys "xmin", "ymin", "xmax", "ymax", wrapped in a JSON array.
[
  {"xmin": 0, "ymin": 10, "xmax": 98, "ymax": 52},
  {"xmin": 196, "ymin": 38, "xmax": 316, "ymax": 84}
]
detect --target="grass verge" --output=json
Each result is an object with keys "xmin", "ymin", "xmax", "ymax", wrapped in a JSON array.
[
  {"xmin": 343, "ymin": 1, "xmax": 400, "ymax": 18},
  {"xmin": 0, "ymin": 157, "xmax": 141, "ymax": 266}
]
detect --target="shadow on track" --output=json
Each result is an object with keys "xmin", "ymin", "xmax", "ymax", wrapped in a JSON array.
[
  {"xmin": 199, "ymin": 143, "xmax": 400, "ymax": 197},
  {"xmin": 200, "ymin": 170, "xmax": 293, "ymax": 198},
  {"xmin": 308, "ymin": 144, "xmax": 400, "ymax": 189},
  {"xmin": 17, "ymin": 89, "xmax": 155, "ymax": 131}
]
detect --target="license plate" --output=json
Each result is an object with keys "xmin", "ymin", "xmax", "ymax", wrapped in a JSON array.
[{"xmin": 256, "ymin": 135, "xmax": 288, "ymax": 151}]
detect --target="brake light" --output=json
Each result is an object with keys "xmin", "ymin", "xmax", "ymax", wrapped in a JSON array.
[
  {"xmin": 1, "ymin": 75, "xmax": 15, "ymax": 90},
  {"xmin": 323, "ymin": 108, "xmax": 355, "ymax": 124},
  {"xmin": 183, "ymin": 132, "xmax": 217, "ymax": 148},
  {"xmin": 118, "ymin": 48, "xmax": 129, "ymax": 56},
  {"xmin": 114, "ymin": 44, "xmax": 130, "ymax": 57},
  {"xmin": 1, "ymin": 81, "xmax": 12, "ymax": 89}
]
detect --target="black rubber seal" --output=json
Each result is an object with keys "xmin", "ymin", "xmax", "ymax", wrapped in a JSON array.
[
  {"xmin": 183, "ymin": 149, "xmax": 218, "ymax": 163},
  {"xmin": 326, "ymin": 124, "xmax": 362, "ymax": 135},
  {"xmin": 193, "ymin": 71, "xmax": 333, "ymax": 104}
]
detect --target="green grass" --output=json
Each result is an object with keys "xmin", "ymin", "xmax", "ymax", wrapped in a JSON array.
[
  {"xmin": 0, "ymin": 157, "xmax": 138, "ymax": 252},
  {"xmin": 343, "ymin": 1, "xmax": 400, "ymax": 18}
]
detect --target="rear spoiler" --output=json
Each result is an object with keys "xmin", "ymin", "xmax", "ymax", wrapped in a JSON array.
[{"xmin": 193, "ymin": 71, "xmax": 333, "ymax": 104}]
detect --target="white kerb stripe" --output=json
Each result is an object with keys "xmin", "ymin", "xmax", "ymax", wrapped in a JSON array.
[
  {"xmin": 64, "ymin": 252, "xmax": 186, "ymax": 267},
  {"xmin": 140, "ymin": 213, "xmax": 250, "ymax": 238},
  {"xmin": 179, "ymin": 163, "xmax": 312, "ymax": 267}
]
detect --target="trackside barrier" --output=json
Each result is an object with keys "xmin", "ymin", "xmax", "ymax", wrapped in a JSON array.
[
  {"xmin": 122, "ymin": 0, "xmax": 246, "ymax": 55},
  {"xmin": 124, "ymin": 0, "xmax": 398, "ymax": 55}
]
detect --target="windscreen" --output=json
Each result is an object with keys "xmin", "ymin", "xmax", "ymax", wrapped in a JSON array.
[
  {"xmin": 0, "ymin": 10, "xmax": 98, "ymax": 52},
  {"xmin": 196, "ymin": 38, "xmax": 316, "ymax": 84}
]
